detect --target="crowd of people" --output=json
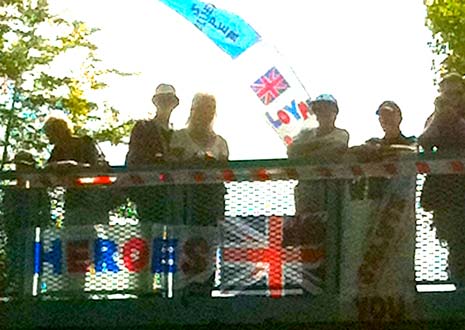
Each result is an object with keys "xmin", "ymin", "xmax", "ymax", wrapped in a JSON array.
[{"xmin": 3, "ymin": 72, "xmax": 465, "ymax": 301}]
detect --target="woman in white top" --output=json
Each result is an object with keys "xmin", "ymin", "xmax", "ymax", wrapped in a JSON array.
[
  {"xmin": 170, "ymin": 93, "xmax": 229, "ymax": 226},
  {"xmin": 171, "ymin": 93, "xmax": 228, "ymax": 162}
]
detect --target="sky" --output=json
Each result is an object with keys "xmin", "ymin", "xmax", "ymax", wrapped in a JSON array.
[{"xmin": 49, "ymin": 0, "xmax": 438, "ymax": 164}]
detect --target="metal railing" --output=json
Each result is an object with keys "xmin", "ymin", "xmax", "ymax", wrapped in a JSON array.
[{"xmin": 1, "ymin": 155, "xmax": 465, "ymax": 328}]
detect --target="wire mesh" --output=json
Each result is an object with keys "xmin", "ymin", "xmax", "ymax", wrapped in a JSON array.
[{"xmin": 0, "ymin": 170, "xmax": 455, "ymax": 299}]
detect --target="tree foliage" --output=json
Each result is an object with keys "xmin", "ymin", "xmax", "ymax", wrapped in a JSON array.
[
  {"xmin": 425, "ymin": 0, "xmax": 465, "ymax": 77},
  {"xmin": 0, "ymin": 0, "xmax": 134, "ymax": 169}
]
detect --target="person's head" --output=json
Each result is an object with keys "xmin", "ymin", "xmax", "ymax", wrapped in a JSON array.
[
  {"xmin": 43, "ymin": 117, "xmax": 73, "ymax": 145},
  {"xmin": 311, "ymin": 94, "xmax": 339, "ymax": 130},
  {"xmin": 151, "ymin": 83, "xmax": 179, "ymax": 118},
  {"xmin": 187, "ymin": 93, "xmax": 217, "ymax": 132},
  {"xmin": 436, "ymin": 73, "xmax": 465, "ymax": 119},
  {"xmin": 13, "ymin": 151, "xmax": 36, "ymax": 172},
  {"xmin": 439, "ymin": 72, "xmax": 465, "ymax": 98},
  {"xmin": 376, "ymin": 100, "xmax": 402, "ymax": 138}
]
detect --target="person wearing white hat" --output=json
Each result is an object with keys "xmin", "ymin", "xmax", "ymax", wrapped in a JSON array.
[
  {"xmin": 125, "ymin": 83, "xmax": 180, "ymax": 228},
  {"xmin": 126, "ymin": 83, "xmax": 179, "ymax": 167}
]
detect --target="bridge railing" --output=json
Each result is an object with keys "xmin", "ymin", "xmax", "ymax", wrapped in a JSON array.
[{"xmin": 0, "ymin": 154, "xmax": 464, "ymax": 326}]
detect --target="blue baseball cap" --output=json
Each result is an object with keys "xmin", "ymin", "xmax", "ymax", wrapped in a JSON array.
[{"xmin": 310, "ymin": 94, "xmax": 339, "ymax": 113}]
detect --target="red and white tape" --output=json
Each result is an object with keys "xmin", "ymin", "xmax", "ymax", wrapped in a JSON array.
[{"xmin": 2, "ymin": 158, "xmax": 465, "ymax": 189}]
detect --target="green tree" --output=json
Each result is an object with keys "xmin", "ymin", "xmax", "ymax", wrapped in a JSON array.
[
  {"xmin": 425, "ymin": 0, "xmax": 465, "ymax": 78},
  {"xmin": 0, "ymin": 0, "xmax": 134, "ymax": 170}
]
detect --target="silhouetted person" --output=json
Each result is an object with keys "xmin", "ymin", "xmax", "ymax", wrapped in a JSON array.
[
  {"xmin": 43, "ymin": 116, "xmax": 108, "ymax": 226},
  {"xmin": 419, "ymin": 72, "xmax": 465, "ymax": 289},
  {"xmin": 170, "ymin": 92, "xmax": 229, "ymax": 226},
  {"xmin": 348, "ymin": 101, "xmax": 417, "ymax": 322},
  {"xmin": 285, "ymin": 94, "xmax": 349, "ymax": 246},
  {"xmin": 169, "ymin": 92, "xmax": 229, "ymax": 296},
  {"xmin": 350, "ymin": 101, "xmax": 416, "ymax": 199},
  {"xmin": 126, "ymin": 83, "xmax": 179, "ymax": 224}
]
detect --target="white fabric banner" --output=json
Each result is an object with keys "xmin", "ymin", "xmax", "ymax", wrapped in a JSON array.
[{"xmin": 340, "ymin": 176, "xmax": 418, "ymax": 321}]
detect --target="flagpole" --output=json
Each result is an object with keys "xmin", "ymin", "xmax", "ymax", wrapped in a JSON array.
[{"xmin": 263, "ymin": 40, "xmax": 312, "ymax": 101}]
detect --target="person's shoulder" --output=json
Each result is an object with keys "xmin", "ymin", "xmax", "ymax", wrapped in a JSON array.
[
  {"xmin": 132, "ymin": 120, "xmax": 173, "ymax": 140},
  {"xmin": 334, "ymin": 127, "xmax": 350, "ymax": 137},
  {"xmin": 76, "ymin": 136, "xmax": 98, "ymax": 155},
  {"xmin": 216, "ymin": 134, "xmax": 228, "ymax": 145},
  {"xmin": 171, "ymin": 128, "xmax": 188, "ymax": 137},
  {"xmin": 365, "ymin": 137, "xmax": 382, "ymax": 145},
  {"xmin": 79, "ymin": 135, "xmax": 94, "ymax": 143},
  {"xmin": 403, "ymin": 135, "xmax": 417, "ymax": 144},
  {"xmin": 133, "ymin": 119, "xmax": 157, "ymax": 130},
  {"xmin": 293, "ymin": 128, "xmax": 317, "ymax": 141},
  {"xmin": 73, "ymin": 135, "xmax": 94, "ymax": 148},
  {"xmin": 335, "ymin": 127, "xmax": 349, "ymax": 134},
  {"xmin": 170, "ymin": 128, "xmax": 190, "ymax": 143}
]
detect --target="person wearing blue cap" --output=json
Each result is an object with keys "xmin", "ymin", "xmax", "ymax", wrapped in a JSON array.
[
  {"xmin": 287, "ymin": 94, "xmax": 349, "ymax": 161},
  {"xmin": 284, "ymin": 94, "xmax": 349, "ymax": 249}
]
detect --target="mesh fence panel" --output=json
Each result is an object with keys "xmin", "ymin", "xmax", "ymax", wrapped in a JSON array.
[
  {"xmin": 0, "ymin": 169, "xmax": 457, "ymax": 299},
  {"xmin": 414, "ymin": 174, "xmax": 449, "ymax": 282}
]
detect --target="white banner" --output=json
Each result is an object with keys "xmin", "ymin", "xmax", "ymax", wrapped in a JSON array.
[{"xmin": 340, "ymin": 176, "xmax": 417, "ymax": 321}]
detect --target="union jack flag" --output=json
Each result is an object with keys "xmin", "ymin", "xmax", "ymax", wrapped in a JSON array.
[
  {"xmin": 219, "ymin": 215, "xmax": 324, "ymax": 298},
  {"xmin": 251, "ymin": 67, "xmax": 290, "ymax": 105}
]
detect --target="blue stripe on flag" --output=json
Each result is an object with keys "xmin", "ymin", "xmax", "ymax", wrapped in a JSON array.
[
  {"xmin": 159, "ymin": 0, "xmax": 261, "ymax": 58},
  {"xmin": 34, "ymin": 241, "xmax": 41, "ymax": 274}
]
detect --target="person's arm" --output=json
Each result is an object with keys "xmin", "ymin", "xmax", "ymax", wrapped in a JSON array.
[
  {"xmin": 47, "ymin": 147, "xmax": 58, "ymax": 164},
  {"xmin": 216, "ymin": 136, "xmax": 229, "ymax": 163},
  {"xmin": 288, "ymin": 129, "xmax": 349, "ymax": 159},
  {"xmin": 287, "ymin": 131, "xmax": 312, "ymax": 158},
  {"xmin": 81, "ymin": 136, "xmax": 99, "ymax": 166},
  {"xmin": 126, "ymin": 122, "xmax": 145, "ymax": 168},
  {"xmin": 418, "ymin": 125, "xmax": 438, "ymax": 153},
  {"xmin": 320, "ymin": 129, "xmax": 349, "ymax": 151},
  {"xmin": 165, "ymin": 130, "xmax": 181, "ymax": 161},
  {"xmin": 349, "ymin": 138, "xmax": 383, "ymax": 163}
]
